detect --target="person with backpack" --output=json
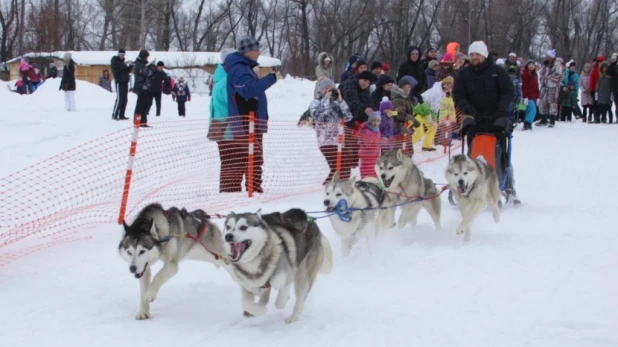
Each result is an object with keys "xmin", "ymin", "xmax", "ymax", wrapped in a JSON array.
[{"xmin": 172, "ymin": 76, "xmax": 191, "ymax": 117}]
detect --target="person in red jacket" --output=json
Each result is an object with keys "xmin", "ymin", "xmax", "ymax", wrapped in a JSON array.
[
  {"xmin": 521, "ymin": 60, "xmax": 540, "ymax": 130},
  {"xmin": 589, "ymin": 56, "xmax": 605, "ymax": 122}
]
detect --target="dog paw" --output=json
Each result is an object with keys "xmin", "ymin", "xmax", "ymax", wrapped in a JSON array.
[
  {"xmin": 243, "ymin": 311, "xmax": 254, "ymax": 318},
  {"xmin": 245, "ymin": 303, "xmax": 267, "ymax": 317},
  {"xmin": 285, "ymin": 315, "xmax": 300, "ymax": 324},
  {"xmin": 464, "ymin": 231, "xmax": 471, "ymax": 242},
  {"xmin": 142, "ymin": 289, "xmax": 158, "ymax": 303},
  {"xmin": 135, "ymin": 311, "xmax": 150, "ymax": 320}
]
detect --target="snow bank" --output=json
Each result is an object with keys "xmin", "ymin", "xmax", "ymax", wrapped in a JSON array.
[
  {"xmin": 266, "ymin": 76, "xmax": 316, "ymax": 119},
  {"xmin": 9, "ymin": 51, "xmax": 282, "ymax": 68}
]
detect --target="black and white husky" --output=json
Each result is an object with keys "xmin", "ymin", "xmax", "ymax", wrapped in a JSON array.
[
  {"xmin": 222, "ymin": 209, "xmax": 333, "ymax": 324},
  {"xmin": 118, "ymin": 203, "xmax": 225, "ymax": 319}
]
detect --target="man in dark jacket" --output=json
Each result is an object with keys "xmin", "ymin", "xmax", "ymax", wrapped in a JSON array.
[
  {"xmin": 370, "ymin": 74, "xmax": 394, "ymax": 110},
  {"xmin": 111, "ymin": 49, "xmax": 133, "ymax": 120},
  {"xmin": 225, "ymin": 36, "xmax": 281, "ymax": 193},
  {"xmin": 453, "ymin": 40, "xmax": 519, "ymax": 204},
  {"xmin": 396, "ymin": 46, "xmax": 427, "ymax": 92},
  {"xmin": 133, "ymin": 49, "xmax": 154, "ymax": 127},
  {"xmin": 339, "ymin": 70, "xmax": 373, "ymax": 178},
  {"xmin": 146, "ymin": 61, "xmax": 171, "ymax": 117}
]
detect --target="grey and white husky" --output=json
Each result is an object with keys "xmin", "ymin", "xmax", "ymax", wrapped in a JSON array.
[
  {"xmin": 118, "ymin": 203, "xmax": 225, "ymax": 320},
  {"xmin": 323, "ymin": 173, "xmax": 394, "ymax": 257},
  {"xmin": 446, "ymin": 154, "xmax": 501, "ymax": 241},
  {"xmin": 222, "ymin": 208, "xmax": 333, "ymax": 324},
  {"xmin": 375, "ymin": 149, "xmax": 442, "ymax": 230}
]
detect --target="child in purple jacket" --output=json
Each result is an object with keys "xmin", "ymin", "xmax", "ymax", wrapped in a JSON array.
[{"xmin": 379, "ymin": 96, "xmax": 396, "ymax": 151}]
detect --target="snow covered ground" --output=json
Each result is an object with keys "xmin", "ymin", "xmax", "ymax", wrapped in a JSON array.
[{"xmin": 1, "ymin": 76, "xmax": 617, "ymax": 347}]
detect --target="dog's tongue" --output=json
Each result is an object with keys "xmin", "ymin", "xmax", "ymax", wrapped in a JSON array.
[
  {"xmin": 231, "ymin": 242, "xmax": 246, "ymax": 259},
  {"xmin": 458, "ymin": 184, "xmax": 466, "ymax": 194}
]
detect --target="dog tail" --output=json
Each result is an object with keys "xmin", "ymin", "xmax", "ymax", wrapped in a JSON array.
[{"xmin": 319, "ymin": 235, "xmax": 334, "ymax": 275}]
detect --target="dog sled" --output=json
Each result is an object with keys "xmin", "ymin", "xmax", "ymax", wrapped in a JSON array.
[{"xmin": 447, "ymin": 121, "xmax": 518, "ymax": 207}]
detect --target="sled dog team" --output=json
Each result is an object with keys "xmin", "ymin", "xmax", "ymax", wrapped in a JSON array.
[{"xmin": 119, "ymin": 149, "xmax": 500, "ymax": 323}]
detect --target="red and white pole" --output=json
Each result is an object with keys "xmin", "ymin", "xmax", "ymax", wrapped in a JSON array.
[
  {"xmin": 336, "ymin": 118, "xmax": 344, "ymax": 174},
  {"xmin": 118, "ymin": 114, "xmax": 141, "ymax": 224},
  {"xmin": 247, "ymin": 112, "xmax": 255, "ymax": 198}
]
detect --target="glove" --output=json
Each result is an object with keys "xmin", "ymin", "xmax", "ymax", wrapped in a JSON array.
[
  {"xmin": 524, "ymin": 98, "xmax": 529, "ymax": 106},
  {"xmin": 411, "ymin": 118, "xmax": 421, "ymax": 128},
  {"xmin": 188, "ymin": 96, "xmax": 191, "ymax": 102}
]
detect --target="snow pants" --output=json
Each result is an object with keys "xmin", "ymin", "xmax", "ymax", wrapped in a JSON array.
[
  {"xmin": 524, "ymin": 100, "xmax": 537, "ymax": 123},
  {"xmin": 411, "ymin": 115, "xmax": 437, "ymax": 149}
]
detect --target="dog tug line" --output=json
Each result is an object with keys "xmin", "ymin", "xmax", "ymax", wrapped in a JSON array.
[{"xmin": 307, "ymin": 182, "xmax": 450, "ymax": 222}]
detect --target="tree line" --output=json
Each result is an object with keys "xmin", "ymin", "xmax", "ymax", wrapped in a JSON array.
[{"xmin": 1, "ymin": 0, "xmax": 616, "ymax": 78}]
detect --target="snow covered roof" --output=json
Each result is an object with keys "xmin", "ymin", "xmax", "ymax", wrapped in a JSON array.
[{"xmin": 6, "ymin": 51, "xmax": 281, "ymax": 68}]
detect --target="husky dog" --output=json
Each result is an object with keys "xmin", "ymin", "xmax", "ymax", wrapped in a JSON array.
[
  {"xmin": 445, "ymin": 155, "xmax": 501, "ymax": 241},
  {"xmin": 323, "ymin": 174, "xmax": 393, "ymax": 257},
  {"xmin": 375, "ymin": 149, "xmax": 442, "ymax": 230},
  {"xmin": 222, "ymin": 208, "xmax": 333, "ymax": 324},
  {"xmin": 118, "ymin": 203, "xmax": 225, "ymax": 320}
]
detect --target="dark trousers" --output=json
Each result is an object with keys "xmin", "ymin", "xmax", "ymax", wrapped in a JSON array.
[
  {"xmin": 560, "ymin": 106, "xmax": 572, "ymax": 122},
  {"xmin": 113, "ymin": 82, "xmax": 129, "ymax": 119},
  {"xmin": 614, "ymin": 91, "xmax": 618, "ymax": 119},
  {"xmin": 154, "ymin": 92, "xmax": 162, "ymax": 116},
  {"xmin": 177, "ymin": 101, "xmax": 186, "ymax": 116},
  {"xmin": 582, "ymin": 105, "xmax": 592, "ymax": 122},
  {"xmin": 216, "ymin": 133, "xmax": 264, "ymax": 193},
  {"xmin": 319, "ymin": 145, "xmax": 338, "ymax": 185},
  {"xmin": 598, "ymin": 104, "xmax": 612, "ymax": 123},
  {"xmin": 134, "ymin": 90, "xmax": 150, "ymax": 125}
]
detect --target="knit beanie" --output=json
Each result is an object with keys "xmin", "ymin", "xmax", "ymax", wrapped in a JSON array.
[
  {"xmin": 237, "ymin": 37, "xmax": 260, "ymax": 53},
  {"xmin": 156, "ymin": 61, "xmax": 164, "ymax": 67},
  {"xmin": 368, "ymin": 111, "xmax": 381, "ymax": 122},
  {"xmin": 382, "ymin": 62, "xmax": 390, "ymax": 72},
  {"xmin": 496, "ymin": 58, "xmax": 505, "ymax": 65},
  {"xmin": 358, "ymin": 71, "xmax": 374, "ymax": 81},
  {"xmin": 64, "ymin": 52, "xmax": 72, "ymax": 60},
  {"xmin": 316, "ymin": 78, "xmax": 336, "ymax": 92},
  {"xmin": 357, "ymin": 60, "xmax": 368, "ymax": 69},
  {"xmin": 441, "ymin": 76, "xmax": 454, "ymax": 87},
  {"xmin": 348, "ymin": 55, "xmax": 361, "ymax": 65},
  {"xmin": 428, "ymin": 60, "xmax": 440, "ymax": 69},
  {"xmin": 441, "ymin": 52, "xmax": 455, "ymax": 63},
  {"xmin": 398, "ymin": 75, "xmax": 417, "ymax": 89},
  {"xmin": 468, "ymin": 41, "xmax": 489, "ymax": 58},
  {"xmin": 546, "ymin": 49, "xmax": 557, "ymax": 59},
  {"xmin": 379, "ymin": 97, "xmax": 394, "ymax": 112},
  {"xmin": 371, "ymin": 61, "xmax": 383, "ymax": 71}
]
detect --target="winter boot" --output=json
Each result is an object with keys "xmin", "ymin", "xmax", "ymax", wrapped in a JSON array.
[
  {"xmin": 536, "ymin": 115, "xmax": 548, "ymax": 126},
  {"xmin": 548, "ymin": 115, "xmax": 556, "ymax": 128},
  {"xmin": 523, "ymin": 121, "xmax": 532, "ymax": 130}
]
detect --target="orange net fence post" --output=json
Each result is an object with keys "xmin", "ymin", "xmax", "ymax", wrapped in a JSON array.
[
  {"xmin": 118, "ymin": 114, "xmax": 142, "ymax": 224},
  {"xmin": 248, "ymin": 112, "xmax": 255, "ymax": 198},
  {"xmin": 336, "ymin": 118, "xmax": 344, "ymax": 174}
]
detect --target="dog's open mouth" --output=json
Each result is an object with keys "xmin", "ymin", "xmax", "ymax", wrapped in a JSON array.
[
  {"xmin": 458, "ymin": 182, "xmax": 468, "ymax": 195},
  {"xmin": 229, "ymin": 240, "xmax": 252, "ymax": 262},
  {"xmin": 382, "ymin": 176, "xmax": 394, "ymax": 188},
  {"xmin": 134, "ymin": 262, "xmax": 148, "ymax": 279}
]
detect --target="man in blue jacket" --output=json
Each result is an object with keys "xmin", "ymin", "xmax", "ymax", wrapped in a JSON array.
[{"xmin": 225, "ymin": 36, "xmax": 281, "ymax": 193}]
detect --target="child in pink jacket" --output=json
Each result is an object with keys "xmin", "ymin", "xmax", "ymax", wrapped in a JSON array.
[{"xmin": 359, "ymin": 112, "xmax": 384, "ymax": 178}]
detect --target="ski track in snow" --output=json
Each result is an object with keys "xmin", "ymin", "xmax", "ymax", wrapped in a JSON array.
[{"xmin": 0, "ymin": 78, "xmax": 617, "ymax": 347}]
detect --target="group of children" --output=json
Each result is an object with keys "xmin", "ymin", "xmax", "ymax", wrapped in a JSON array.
[{"xmin": 358, "ymin": 77, "xmax": 456, "ymax": 178}]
